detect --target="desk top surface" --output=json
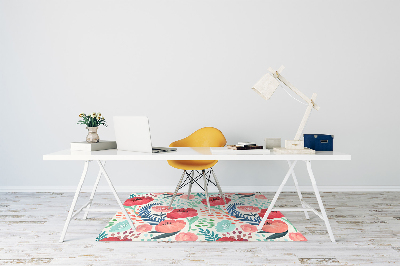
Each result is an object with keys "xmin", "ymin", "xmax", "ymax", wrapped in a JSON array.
[{"xmin": 43, "ymin": 147, "xmax": 351, "ymax": 161}]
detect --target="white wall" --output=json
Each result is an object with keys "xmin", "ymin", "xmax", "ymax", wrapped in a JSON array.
[{"xmin": 1, "ymin": 0, "xmax": 399, "ymax": 190}]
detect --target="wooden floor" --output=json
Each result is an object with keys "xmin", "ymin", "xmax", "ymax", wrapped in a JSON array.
[{"xmin": 0, "ymin": 191, "xmax": 399, "ymax": 265}]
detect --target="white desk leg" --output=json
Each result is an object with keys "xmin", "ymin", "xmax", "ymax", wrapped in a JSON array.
[
  {"xmin": 83, "ymin": 161, "xmax": 106, "ymax": 219},
  {"xmin": 97, "ymin": 160, "xmax": 136, "ymax": 231},
  {"xmin": 288, "ymin": 160, "xmax": 310, "ymax": 220},
  {"xmin": 257, "ymin": 160, "xmax": 297, "ymax": 230},
  {"xmin": 306, "ymin": 160, "xmax": 336, "ymax": 242},
  {"xmin": 59, "ymin": 160, "xmax": 89, "ymax": 242}
]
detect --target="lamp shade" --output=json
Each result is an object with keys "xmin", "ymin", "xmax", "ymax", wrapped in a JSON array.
[{"xmin": 251, "ymin": 73, "xmax": 280, "ymax": 101}]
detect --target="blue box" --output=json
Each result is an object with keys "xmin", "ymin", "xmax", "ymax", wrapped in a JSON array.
[{"xmin": 304, "ymin": 134, "xmax": 334, "ymax": 151}]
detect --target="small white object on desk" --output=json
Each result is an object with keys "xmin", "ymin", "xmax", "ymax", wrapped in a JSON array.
[
  {"xmin": 70, "ymin": 140, "xmax": 117, "ymax": 151},
  {"xmin": 265, "ymin": 138, "xmax": 281, "ymax": 149},
  {"xmin": 211, "ymin": 147, "xmax": 270, "ymax": 155}
]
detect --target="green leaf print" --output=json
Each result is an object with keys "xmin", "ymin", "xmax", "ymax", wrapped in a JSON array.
[
  {"xmin": 198, "ymin": 228, "xmax": 220, "ymax": 241},
  {"xmin": 266, "ymin": 230, "xmax": 288, "ymax": 240}
]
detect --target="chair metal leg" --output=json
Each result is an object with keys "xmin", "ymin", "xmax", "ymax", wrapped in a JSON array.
[
  {"xmin": 211, "ymin": 168, "xmax": 225, "ymax": 204},
  {"xmin": 203, "ymin": 170, "xmax": 211, "ymax": 214},
  {"xmin": 169, "ymin": 170, "xmax": 186, "ymax": 208},
  {"xmin": 187, "ymin": 170, "xmax": 194, "ymax": 200}
]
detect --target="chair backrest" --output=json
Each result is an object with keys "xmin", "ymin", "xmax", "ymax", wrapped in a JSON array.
[{"xmin": 170, "ymin": 127, "xmax": 226, "ymax": 148}]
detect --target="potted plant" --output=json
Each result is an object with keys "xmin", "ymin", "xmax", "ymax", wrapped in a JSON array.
[{"xmin": 77, "ymin": 112, "xmax": 107, "ymax": 143}]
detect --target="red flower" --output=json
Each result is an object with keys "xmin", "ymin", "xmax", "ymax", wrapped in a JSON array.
[
  {"xmin": 166, "ymin": 208, "xmax": 198, "ymax": 219},
  {"xmin": 175, "ymin": 232, "xmax": 198, "ymax": 241},
  {"xmin": 262, "ymin": 220, "xmax": 288, "ymax": 233},
  {"xmin": 155, "ymin": 220, "xmax": 186, "ymax": 233},
  {"xmin": 240, "ymin": 224, "xmax": 258, "ymax": 233},
  {"xmin": 255, "ymin": 194, "xmax": 267, "ymax": 200},
  {"xmin": 135, "ymin": 224, "xmax": 152, "ymax": 232},
  {"xmin": 180, "ymin": 194, "xmax": 195, "ymax": 200},
  {"xmin": 237, "ymin": 206, "xmax": 260, "ymax": 212},
  {"xmin": 124, "ymin": 196, "xmax": 154, "ymax": 206},
  {"xmin": 100, "ymin": 237, "xmax": 132, "ymax": 241},
  {"xmin": 258, "ymin": 210, "xmax": 284, "ymax": 219},
  {"xmin": 289, "ymin": 232, "xmax": 307, "ymax": 241},
  {"xmin": 217, "ymin": 237, "xmax": 248, "ymax": 241},
  {"xmin": 164, "ymin": 192, "xmax": 183, "ymax": 196},
  {"xmin": 201, "ymin": 196, "xmax": 231, "ymax": 206},
  {"xmin": 152, "ymin": 206, "xmax": 173, "ymax": 213}
]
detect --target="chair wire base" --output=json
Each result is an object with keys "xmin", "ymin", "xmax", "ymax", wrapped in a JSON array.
[
  {"xmin": 169, "ymin": 167, "xmax": 225, "ymax": 212},
  {"xmin": 178, "ymin": 169, "xmax": 216, "ymax": 191}
]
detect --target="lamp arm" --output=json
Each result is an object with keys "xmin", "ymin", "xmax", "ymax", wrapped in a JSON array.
[
  {"xmin": 273, "ymin": 72, "xmax": 320, "ymax": 111},
  {"xmin": 294, "ymin": 93, "xmax": 317, "ymax": 140}
]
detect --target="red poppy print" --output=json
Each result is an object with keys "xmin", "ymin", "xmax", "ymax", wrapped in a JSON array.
[
  {"xmin": 175, "ymin": 232, "xmax": 198, "ymax": 241},
  {"xmin": 166, "ymin": 208, "xmax": 198, "ymax": 219},
  {"xmin": 100, "ymin": 237, "xmax": 132, "ymax": 241},
  {"xmin": 255, "ymin": 194, "xmax": 267, "ymax": 200},
  {"xmin": 237, "ymin": 206, "xmax": 260, "ymax": 212},
  {"xmin": 135, "ymin": 224, "xmax": 152, "ymax": 233},
  {"xmin": 259, "ymin": 210, "xmax": 284, "ymax": 219},
  {"xmin": 201, "ymin": 196, "xmax": 231, "ymax": 206},
  {"xmin": 262, "ymin": 220, "xmax": 288, "ymax": 233},
  {"xmin": 289, "ymin": 232, "xmax": 307, "ymax": 241},
  {"xmin": 240, "ymin": 224, "xmax": 258, "ymax": 233},
  {"xmin": 217, "ymin": 237, "xmax": 248, "ymax": 241},
  {"xmin": 152, "ymin": 206, "xmax": 173, "ymax": 213},
  {"xmin": 164, "ymin": 192, "xmax": 183, "ymax": 196},
  {"xmin": 124, "ymin": 196, "xmax": 154, "ymax": 206},
  {"xmin": 180, "ymin": 194, "xmax": 195, "ymax": 200},
  {"xmin": 155, "ymin": 220, "xmax": 186, "ymax": 233}
]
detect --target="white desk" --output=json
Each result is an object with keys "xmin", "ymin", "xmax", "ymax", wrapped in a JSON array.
[{"xmin": 43, "ymin": 148, "xmax": 351, "ymax": 242}]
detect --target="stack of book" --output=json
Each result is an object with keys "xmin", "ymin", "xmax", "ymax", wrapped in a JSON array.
[
  {"xmin": 227, "ymin": 142, "xmax": 263, "ymax": 150},
  {"xmin": 70, "ymin": 140, "xmax": 117, "ymax": 151}
]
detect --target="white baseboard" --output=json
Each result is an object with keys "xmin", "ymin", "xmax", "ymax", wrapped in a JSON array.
[{"xmin": 1, "ymin": 186, "xmax": 400, "ymax": 193}]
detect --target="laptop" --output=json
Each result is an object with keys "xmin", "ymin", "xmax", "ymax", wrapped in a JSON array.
[{"xmin": 113, "ymin": 116, "xmax": 177, "ymax": 153}]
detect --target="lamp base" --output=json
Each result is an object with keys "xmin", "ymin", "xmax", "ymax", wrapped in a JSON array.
[{"xmin": 273, "ymin": 147, "xmax": 315, "ymax": 154}]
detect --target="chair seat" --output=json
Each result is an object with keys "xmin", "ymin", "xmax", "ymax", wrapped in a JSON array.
[{"xmin": 167, "ymin": 160, "xmax": 218, "ymax": 170}]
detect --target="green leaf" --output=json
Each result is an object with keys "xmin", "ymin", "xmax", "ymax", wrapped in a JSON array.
[
  {"xmin": 266, "ymin": 230, "xmax": 288, "ymax": 240},
  {"xmin": 189, "ymin": 216, "xmax": 199, "ymax": 225},
  {"xmin": 151, "ymin": 231, "xmax": 179, "ymax": 240}
]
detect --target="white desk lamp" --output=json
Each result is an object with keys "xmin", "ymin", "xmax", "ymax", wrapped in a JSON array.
[{"xmin": 252, "ymin": 66, "xmax": 319, "ymax": 154}]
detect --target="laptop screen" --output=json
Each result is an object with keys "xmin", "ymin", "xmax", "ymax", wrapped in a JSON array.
[{"xmin": 113, "ymin": 116, "xmax": 153, "ymax": 153}]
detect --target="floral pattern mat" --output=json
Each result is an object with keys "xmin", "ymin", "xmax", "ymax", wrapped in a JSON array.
[{"xmin": 96, "ymin": 192, "xmax": 307, "ymax": 242}]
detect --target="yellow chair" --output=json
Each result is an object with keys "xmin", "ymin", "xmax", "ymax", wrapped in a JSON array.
[{"xmin": 167, "ymin": 127, "xmax": 227, "ymax": 212}]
